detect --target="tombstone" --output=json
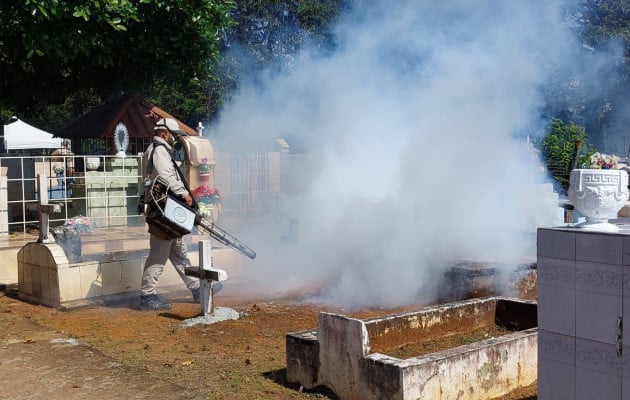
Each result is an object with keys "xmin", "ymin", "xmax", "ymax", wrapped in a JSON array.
[
  {"xmin": 30, "ymin": 174, "xmax": 61, "ymax": 244},
  {"xmin": 185, "ymin": 240, "xmax": 227, "ymax": 316}
]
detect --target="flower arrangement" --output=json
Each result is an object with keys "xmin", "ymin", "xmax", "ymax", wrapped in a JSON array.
[
  {"xmin": 192, "ymin": 185, "xmax": 221, "ymax": 217},
  {"xmin": 65, "ymin": 215, "xmax": 92, "ymax": 233},
  {"xmin": 53, "ymin": 166, "xmax": 65, "ymax": 175},
  {"xmin": 588, "ymin": 152, "xmax": 619, "ymax": 169},
  {"xmin": 193, "ymin": 185, "xmax": 220, "ymax": 202}
]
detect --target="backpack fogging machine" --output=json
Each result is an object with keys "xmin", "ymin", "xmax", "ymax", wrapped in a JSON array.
[{"xmin": 140, "ymin": 176, "xmax": 256, "ymax": 259}]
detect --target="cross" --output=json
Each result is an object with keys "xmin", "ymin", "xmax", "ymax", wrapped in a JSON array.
[
  {"xmin": 185, "ymin": 240, "xmax": 228, "ymax": 315},
  {"xmin": 33, "ymin": 174, "xmax": 61, "ymax": 243}
]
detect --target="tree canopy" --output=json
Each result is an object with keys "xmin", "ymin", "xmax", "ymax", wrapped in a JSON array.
[
  {"xmin": 1, "ymin": 0, "xmax": 236, "ymax": 126},
  {"xmin": 545, "ymin": 0, "xmax": 630, "ymax": 154},
  {"xmin": 0, "ymin": 0, "xmax": 350, "ymax": 131},
  {"xmin": 579, "ymin": 0, "xmax": 630, "ymax": 49},
  {"xmin": 5, "ymin": 0, "xmax": 629, "ymax": 150}
]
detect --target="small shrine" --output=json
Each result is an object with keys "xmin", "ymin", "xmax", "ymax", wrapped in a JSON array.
[{"xmin": 182, "ymin": 136, "xmax": 220, "ymax": 221}]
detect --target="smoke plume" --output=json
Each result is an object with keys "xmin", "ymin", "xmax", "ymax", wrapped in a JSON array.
[{"xmin": 210, "ymin": 0, "xmax": 588, "ymax": 308}]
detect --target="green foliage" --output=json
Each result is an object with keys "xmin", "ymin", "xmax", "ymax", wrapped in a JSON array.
[
  {"xmin": 578, "ymin": 0, "xmax": 630, "ymax": 49},
  {"xmin": 225, "ymin": 0, "xmax": 349, "ymax": 74},
  {"xmin": 226, "ymin": 0, "xmax": 304, "ymax": 72},
  {"xmin": 145, "ymin": 72, "xmax": 228, "ymax": 128},
  {"xmin": 30, "ymin": 90, "xmax": 103, "ymax": 133},
  {"xmin": 540, "ymin": 118, "xmax": 593, "ymax": 192},
  {"xmin": 297, "ymin": 0, "xmax": 346, "ymax": 32},
  {"xmin": 549, "ymin": 0, "xmax": 630, "ymax": 152},
  {"xmin": 0, "ymin": 0, "xmax": 236, "ymax": 116},
  {"xmin": 1, "ymin": 0, "xmax": 352, "ymax": 129}
]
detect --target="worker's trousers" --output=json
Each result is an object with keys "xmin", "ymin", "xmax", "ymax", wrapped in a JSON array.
[{"xmin": 140, "ymin": 234, "xmax": 199, "ymax": 296}]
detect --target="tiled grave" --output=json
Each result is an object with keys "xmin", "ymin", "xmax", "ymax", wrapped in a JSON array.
[{"xmin": 537, "ymin": 227, "xmax": 630, "ymax": 400}]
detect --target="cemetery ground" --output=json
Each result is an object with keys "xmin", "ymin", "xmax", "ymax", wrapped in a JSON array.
[{"xmin": 0, "ymin": 286, "xmax": 536, "ymax": 399}]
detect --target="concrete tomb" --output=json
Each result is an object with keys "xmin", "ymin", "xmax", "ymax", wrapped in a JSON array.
[
  {"xmin": 537, "ymin": 227, "xmax": 630, "ymax": 399},
  {"xmin": 286, "ymin": 296, "xmax": 537, "ymax": 400}
]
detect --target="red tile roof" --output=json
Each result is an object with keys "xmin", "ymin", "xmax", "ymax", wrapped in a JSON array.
[{"xmin": 55, "ymin": 95, "xmax": 196, "ymax": 139}]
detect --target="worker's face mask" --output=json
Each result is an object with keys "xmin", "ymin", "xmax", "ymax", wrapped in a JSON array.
[
  {"xmin": 173, "ymin": 139, "xmax": 183, "ymax": 151},
  {"xmin": 163, "ymin": 129, "xmax": 182, "ymax": 150}
]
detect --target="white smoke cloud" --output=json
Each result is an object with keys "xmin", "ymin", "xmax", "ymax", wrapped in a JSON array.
[{"xmin": 211, "ymin": 0, "xmax": 579, "ymax": 308}]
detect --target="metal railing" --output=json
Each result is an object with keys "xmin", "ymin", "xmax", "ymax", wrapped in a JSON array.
[
  {"xmin": 214, "ymin": 152, "xmax": 306, "ymax": 215},
  {"xmin": 0, "ymin": 152, "xmax": 306, "ymax": 234},
  {"xmin": 0, "ymin": 155, "xmax": 142, "ymax": 233}
]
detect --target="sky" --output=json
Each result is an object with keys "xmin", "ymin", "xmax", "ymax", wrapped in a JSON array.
[{"xmin": 208, "ymin": 0, "xmax": 587, "ymax": 308}]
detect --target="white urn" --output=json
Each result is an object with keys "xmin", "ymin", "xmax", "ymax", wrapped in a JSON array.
[{"xmin": 568, "ymin": 168, "xmax": 629, "ymax": 232}]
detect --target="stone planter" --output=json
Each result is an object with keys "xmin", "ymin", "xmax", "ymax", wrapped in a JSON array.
[
  {"xmin": 198, "ymin": 165, "xmax": 212, "ymax": 183},
  {"xmin": 199, "ymin": 172, "xmax": 210, "ymax": 182},
  {"xmin": 568, "ymin": 168, "xmax": 629, "ymax": 232}
]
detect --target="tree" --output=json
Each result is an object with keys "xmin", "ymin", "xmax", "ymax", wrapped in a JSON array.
[
  {"xmin": 1, "ymin": 0, "xmax": 356, "ymax": 130},
  {"xmin": 222, "ymin": 0, "xmax": 351, "ymax": 82},
  {"xmin": 579, "ymin": 0, "xmax": 630, "ymax": 49},
  {"xmin": 297, "ymin": 0, "xmax": 353, "ymax": 41},
  {"xmin": 540, "ymin": 118, "xmax": 594, "ymax": 193},
  {"xmin": 545, "ymin": 0, "xmax": 630, "ymax": 154},
  {"xmin": 0, "ymin": 0, "xmax": 236, "ymax": 125}
]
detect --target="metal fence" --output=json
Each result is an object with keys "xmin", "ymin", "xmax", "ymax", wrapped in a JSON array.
[
  {"xmin": 214, "ymin": 152, "xmax": 306, "ymax": 215},
  {"xmin": 0, "ymin": 152, "xmax": 305, "ymax": 234},
  {"xmin": 0, "ymin": 155, "xmax": 143, "ymax": 233}
]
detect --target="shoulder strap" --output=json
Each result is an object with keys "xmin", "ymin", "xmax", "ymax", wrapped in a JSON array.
[
  {"xmin": 150, "ymin": 143, "xmax": 198, "ymax": 210},
  {"xmin": 146, "ymin": 144, "xmax": 159, "ymax": 175}
]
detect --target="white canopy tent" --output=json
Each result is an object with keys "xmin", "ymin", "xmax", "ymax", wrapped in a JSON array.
[{"xmin": 3, "ymin": 118, "xmax": 64, "ymax": 150}]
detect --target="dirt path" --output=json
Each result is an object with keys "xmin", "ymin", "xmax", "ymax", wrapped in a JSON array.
[
  {"xmin": 0, "ymin": 289, "xmax": 536, "ymax": 399},
  {"xmin": 0, "ymin": 313, "xmax": 202, "ymax": 400}
]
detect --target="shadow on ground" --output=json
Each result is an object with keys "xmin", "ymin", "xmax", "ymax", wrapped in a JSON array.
[{"xmin": 263, "ymin": 368, "xmax": 340, "ymax": 399}]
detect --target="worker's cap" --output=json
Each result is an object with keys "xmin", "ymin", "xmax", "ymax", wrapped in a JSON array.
[{"xmin": 154, "ymin": 118, "xmax": 186, "ymax": 136}]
